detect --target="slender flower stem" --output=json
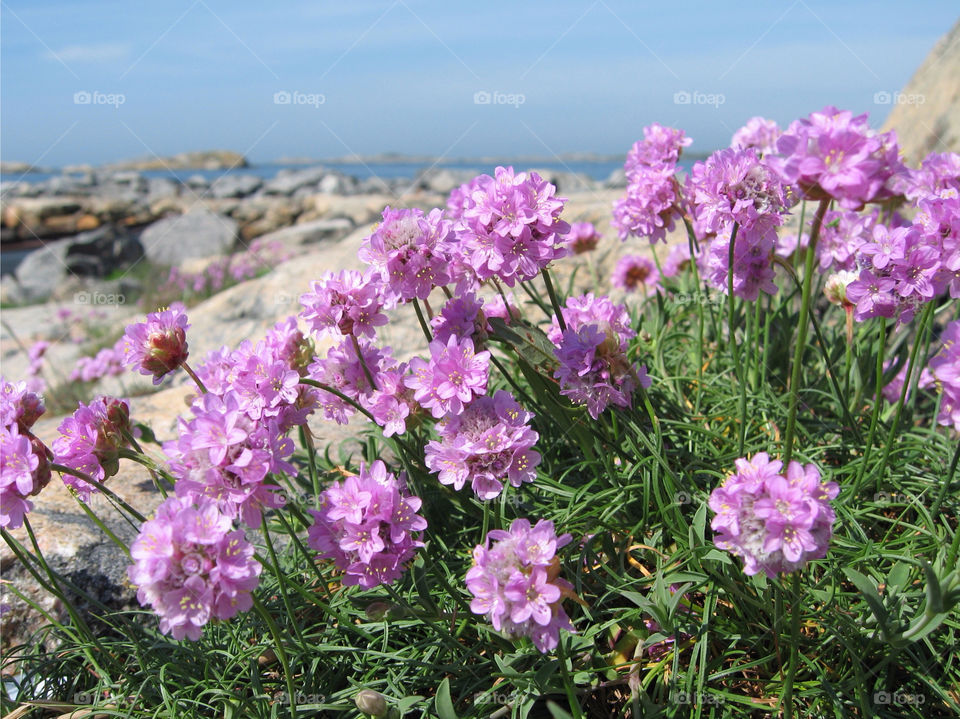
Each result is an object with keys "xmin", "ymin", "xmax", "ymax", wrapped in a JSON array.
[
  {"xmin": 350, "ymin": 332, "xmax": 380, "ymax": 391},
  {"xmin": 783, "ymin": 198, "xmax": 831, "ymax": 465},
  {"xmin": 781, "ymin": 572, "xmax": 803, "ymax": 719},
  {"xmin": 855, "ymin": 318, "xmax": 888, "ymax": 490},
  {"xmin": 542, "ymin": 268, "xmax": 567, "ymax": 332},
  {"xmin": 412, "ymin": 298, "xmax": 434, "ymax": 343},
  {"xmin": 180, "ymin": 361, "xmax": 208, "ymax": 394},
  {"xmin": 873, "ymin": 301, "xmax": 935, "ymax": 491},
  {"xmin": 681, "ymin": 216, "xmax": 706, "ymax": 411},
  {"xmin": 50, "ymin": 462, "xmax": 147, "ymax": 523}
]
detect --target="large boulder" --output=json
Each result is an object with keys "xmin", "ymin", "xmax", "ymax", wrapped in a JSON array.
[
  {"xmin": 140, "ymin": 208, "xmax": 237, "ymax": 266},
  {"xmin": 881, "ymin": 19, "xmax": 960, "ymax": 165}
]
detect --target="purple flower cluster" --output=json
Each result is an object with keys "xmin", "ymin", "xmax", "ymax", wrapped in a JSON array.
[
  {"xmin": 816, "ymin": 209, "xmax": 877, "ymax": 273},
  {"xmin": 769, "ymin": 106, "xmax": 904, "ymax": 209},
  {"xmin": 405, "ymin": 335, "xmax": 490, "ymax": 419},
  {"xmin": 466, "ymin": 518, "xmax": 575, "ymax": 653},
  {"xmin": 127, "ymin": 495, "xmax": 261, "ymax": 640},
  {"xmin": 359, "ymin": 206, "xmax": 453, "ymax": 304},
  {"xmin": 612, "ymin": 255, "xmax": 661, "ymax": 295},
  {"xmin": 122, "ymin": 303, "xmax": 190, "ymax": 385},
  {"xmin": 1, "ymin": 380, "xmax": 50, "ymax": 529},
  {"xmin": 928, "ymin": 320, "xmax": 960, "ymax": 431},
  {"xmin": 71, "ymin": 336, "xmax": 127, "ymax": 384},
  {"xmin": 612, "ymin": 123, "xmax": 691, "ymax": 243},
  {"xmin": 300, "ymin": 269, "xmax": 388, "ymax": 339},
  {"xmin": 709, "ymin": 453, "xmax": 838, "ymax": 578},
  {"xmin": 452, "ymin": 166, "xmax": 570, "ymax": 287},
  {"xmin": 550, "ymin": 294, "xmax": 650, "ymax": 419},
  {"xmin": 425, "ymin": 390, "xmax": 541, "ymax": 500},
  {"xmin": 731, "ymin": 116, "xmax": 781, "ymax": 156},
  {"xmin": 52, "ymin": 397, "xmax": 132, "ymax": 500},
  {"xmin": 306, "ymin": 460, "xmax": 426, "ymax": 588},
  {"xmin": 688, "ymin": 147, "xmax": 787, "ymax": 300},
  {"xmin": 157, "ymin": 239, "xmax": 291, "ymax": 299},
  {"xmin": 164, "ymin": 390, "xmax": 295, "ymax": 528}
]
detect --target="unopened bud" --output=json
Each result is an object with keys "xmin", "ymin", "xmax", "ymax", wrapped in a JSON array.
[
  {"xmin": 823, "ymin": 270, "xmax": 858, "ymax": 308},
  {"xmin": 355, "ymin": 689, "xmax": 388, "ymax": 717}
]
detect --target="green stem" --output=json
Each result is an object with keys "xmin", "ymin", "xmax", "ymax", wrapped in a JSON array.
[
  {"xmin": 783, "ymin": 198, "xmax": 831, "ymax": 465},
  {"xmin": 542, "ymin": 268, "xmax": 567, "ymax": 332},
  {"xmin": 253, "ymin": 596, "xmax": 297, "ymax": 714},
  {"xmin": 680, "ymin": 217, "xmax": 706, "ymax": 412},
  {"xmin": 781, "ymin": 572, "xmax": 803, "ymax": 719},
  {"xmin": 873, "ymin": 302, "xmax": 936, "ymax": 491},
  {"xmin": 50, "ymin": 462, "xmax": 147, "ymax": 523},
  {"xmin": 557, "ymin": 638, "xmax": 585, "ymax": 719},
  {"xmin": 412, "ymin": 298, "xmax": 434, "ymax": 343},
  {"xmin": 855, "ymin": 318, "xmax": 888, "ymax": 490},
  {"xmin": 180, "ymin": 360, "xmax": 208, "ymax": 394}
]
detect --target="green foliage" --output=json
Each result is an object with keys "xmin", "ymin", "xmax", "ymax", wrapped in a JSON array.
[{"xmin": 2, "ymin": 236, "xmax": 958, "ymax": 718}]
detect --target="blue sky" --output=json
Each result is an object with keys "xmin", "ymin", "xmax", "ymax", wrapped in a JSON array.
[{"xmin": 1, "ymin": 1, "xmax": 957, "ymax": 166}]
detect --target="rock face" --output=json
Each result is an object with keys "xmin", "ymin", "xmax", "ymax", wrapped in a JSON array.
[
  {"xmin": 10, "ymin": 226, "xmax": 143, "ymax": 303},
  {"xmin": 881, "ymin": 19, "xmax": 960, "ymax": 165},
  {"xmin": 140, "ymin": 208, "xmax": 237, "ymax": 266}
]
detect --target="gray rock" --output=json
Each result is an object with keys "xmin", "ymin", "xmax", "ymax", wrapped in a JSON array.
[
  {"xmin": 145, "ymin": 177, "xmax": 179, "ymax": 200},
  {"xmin": 263, "ymin": 166, "xmax": 328, "ymax": 195},
  {"xmin": 415, "ymin": 167, "xmax": 479, "ymax": 194},
  {"xmin": 318, "ymin": 172, "xmax": 356, "ymax": 195},
  {"xmin": 209, "ymin": 174, "xmax": 263, "ymax": 199},
  {"xmin": 63, "ymin": 225, "xmax": 143, "ymax": 277},
  {"xmin": 12, "ymin": 238, "xmax": 71, "ymax": 302},
  {"xmin": 529, "ymin": 168, "xmax": 597, "ymax": 193},
  {"xmin": 185, "ymin": 174, "xmax": 209, "ymax": 189},
  {"xmin": 140, "ymin": 208, "xmax": 237, "ymax": 266},
  {"xmin": 255, "ymin": 216, "xmax": 354, "ymax": 249}
]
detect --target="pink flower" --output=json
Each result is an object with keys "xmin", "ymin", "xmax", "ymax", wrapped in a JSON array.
[
  {"xmin": 306, "ymin": 460, "xmax": 426, "ymax": 588},
  {"xmin": 127, "ymin": 495, "xmax": 261, "ymax": 640},
  {"xmin": 404, "ymin": 336, "xmax": 490, "ymax": 418},
  {"xmin": 709, "ymin": 455, "xmax": 838, "ymax": 578},
  {"xmin": 465, "ymin": 518, "xmax": 575, "ymax": 653},
  {"xmin": 122, "ymin": 304, "xmax": 190, "ymax": 384}
]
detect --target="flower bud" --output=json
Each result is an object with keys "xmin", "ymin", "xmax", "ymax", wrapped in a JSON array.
[
  {"xmin": 355, "ymin": 689, "xmax": 388, "ymax": 717},
  {"xmin": 823, "ymin": 270, "xmax": 858, "ymax": 308}
]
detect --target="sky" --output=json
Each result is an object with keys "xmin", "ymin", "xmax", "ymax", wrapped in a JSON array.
[{"xmin": 1, "ymin": 1, "xmax": 957, "ymax": 167}]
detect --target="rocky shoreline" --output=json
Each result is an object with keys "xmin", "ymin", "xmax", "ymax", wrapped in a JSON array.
[{"xmin": 0, "ymin": 161, "xmax": 622, "ymax": 305}]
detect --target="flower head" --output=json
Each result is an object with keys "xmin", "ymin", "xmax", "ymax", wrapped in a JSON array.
[
  {"xmin": 307, "ymin": 460, "xmax": 426, "ymax": 588},
  {"xmin": 128, "ymin": 495, "xmax": 261, "ymax": 640},
  {"xmin": 122, "ymin": 304, "xmax": 190, "ymax": 384},
  {"xmin": 709, "ymin": 455, "xmax": 838, "ymax": 577},
  {"xmin": 466, "ymin": 518, "xmax": 575, "ymax": 652},
  {"xmin": 425, "ymin": 390, "xmax": 541, "ymax": 500}
]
